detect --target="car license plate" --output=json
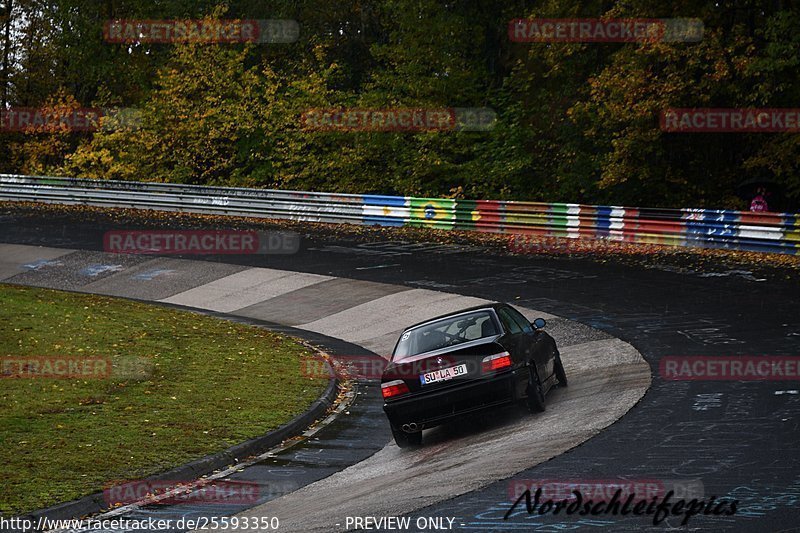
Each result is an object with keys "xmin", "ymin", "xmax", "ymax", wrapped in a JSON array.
[{"xmin": 420, "ymin": 363, "xmax": 468, "ymax": 385}]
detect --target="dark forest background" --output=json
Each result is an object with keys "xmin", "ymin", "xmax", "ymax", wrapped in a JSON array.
[{"xmin": 1, "ymin": 1, "xmax": 799, "ymax": 210}]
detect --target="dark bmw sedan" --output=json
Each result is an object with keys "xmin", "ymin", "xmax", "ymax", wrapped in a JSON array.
[{"xmin": 381, "ymin": 303, "xmax": 566, "ymax": 447}]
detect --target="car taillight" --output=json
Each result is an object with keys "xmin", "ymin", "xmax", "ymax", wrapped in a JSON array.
[
  {"xmin": 381, "ymin": 379, "xmax": 410, "ymax": 399},
  {"xmin": 482, "ymin": 351, "xmax": 512, "ymax": 373}
]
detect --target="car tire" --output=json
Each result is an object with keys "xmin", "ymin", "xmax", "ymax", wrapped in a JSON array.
[
  {"xmin": 554, "ymin": 351, "xmax": 568, "ymax": 387},
  {"xmin": 525, "ymin": 367, "xmax": 546, "ymax": 413},
  {"xmin": 391, "ymin": 423, "xmax": 422, "ymax": 448}
]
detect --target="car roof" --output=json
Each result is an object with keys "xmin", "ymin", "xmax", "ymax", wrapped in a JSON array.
[{"xmin": 400, "ymin": 302, "xmax": 506, "ymax": 332}]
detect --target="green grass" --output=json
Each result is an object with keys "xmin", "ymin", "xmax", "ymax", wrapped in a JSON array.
[{"xmin": 0, "ymin": 284, "xmax": 327, "ymax": 515}]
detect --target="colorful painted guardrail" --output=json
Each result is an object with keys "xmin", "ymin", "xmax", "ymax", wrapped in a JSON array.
[
  {"xmin": 361, "ymin": 195, "xmax": 798, "ymax": 255},
  {"xmin": 1, "ymin": 174, "xmax": 798, "ymax": 255}
]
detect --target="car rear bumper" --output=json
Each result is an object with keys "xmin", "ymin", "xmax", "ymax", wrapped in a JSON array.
[{"xmin": 382, "ymin": 368, "xmax": 524, "ymax": 430}]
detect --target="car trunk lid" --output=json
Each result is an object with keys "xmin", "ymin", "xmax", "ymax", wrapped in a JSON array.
[{"xmin": 382, "ymin": 336, "xmax": 508, "ymax": 397}]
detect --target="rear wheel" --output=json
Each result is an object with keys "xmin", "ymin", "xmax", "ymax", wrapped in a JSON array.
[
  {"xmin": 525, "ymin": 367, "xmax": 546, "ymax": 413},
  {"xmin": 391, "ymin": 423, "xmax": 422, "ymax": 448},
  {"xmin": 554, "ymin": 351, "xmax": 568, "ymax": 387}
]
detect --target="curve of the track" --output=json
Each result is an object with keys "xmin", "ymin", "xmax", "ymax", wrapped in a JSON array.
[
  {"xmin": 0, "ymin": 238, "xmax": 648, "ymax": 532},
  {"xmin": 1, "ymin": 211, "xmax": 799, "ymax": 533}
]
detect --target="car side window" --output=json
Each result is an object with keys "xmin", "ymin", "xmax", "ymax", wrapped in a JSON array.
[
  {"xmin": 497, "ymin": 308, "xmax": 522, "ymax": 334},
  {"xmin": 506, "ymin": 307, "xmax": 533, "ymax": 333}
]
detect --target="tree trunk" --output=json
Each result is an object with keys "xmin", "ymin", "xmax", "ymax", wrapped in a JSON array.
[{"xmin": 1, "ymin": 0, "xmax": 14, "ymax": 108}]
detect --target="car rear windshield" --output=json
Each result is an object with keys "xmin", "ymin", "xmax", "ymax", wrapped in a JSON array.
[{"xmin": 393, "ymin": 310, "xmax": 499, "ymax": 359}]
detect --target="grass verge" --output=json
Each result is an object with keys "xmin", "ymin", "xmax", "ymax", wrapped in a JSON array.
[{"xmin": 0, "ymin": 284, "xmax": 327, "ymax": 515}]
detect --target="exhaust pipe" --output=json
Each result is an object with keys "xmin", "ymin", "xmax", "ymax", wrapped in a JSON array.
[{"xmin": 402, "ymin": 423, "xmax": 419, "ymax": 433}]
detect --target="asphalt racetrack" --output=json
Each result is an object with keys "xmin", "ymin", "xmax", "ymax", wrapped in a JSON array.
[{"xmin": 1, "ymin": 209, "xmax": 799, "ymax": 533}]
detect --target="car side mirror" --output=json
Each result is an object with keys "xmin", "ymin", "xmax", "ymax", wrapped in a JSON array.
[{"xmin": 532, "ymin": 318, "xmax": 546, "ymax": 329}]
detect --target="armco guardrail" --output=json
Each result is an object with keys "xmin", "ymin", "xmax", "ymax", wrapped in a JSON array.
[{"xmin": 0, "ymin": 174, "xmax": 798, "ymax": 255}]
